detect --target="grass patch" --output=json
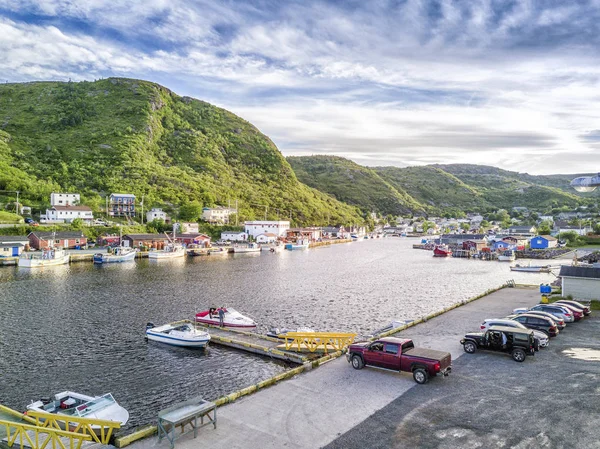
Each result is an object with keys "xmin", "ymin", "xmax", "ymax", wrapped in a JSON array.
[
  {"xmin": 548, "ymin": 296, "xmax": 600, "ymax": 310},
  {"xmin": 0, "ymin": 211, "xmax": 23, "ymax": 223}
]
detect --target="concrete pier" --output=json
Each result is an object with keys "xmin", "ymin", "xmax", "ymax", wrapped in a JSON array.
[{"xmin": 127, "ymin": 286, "xmax": 597, "ymax": 449}]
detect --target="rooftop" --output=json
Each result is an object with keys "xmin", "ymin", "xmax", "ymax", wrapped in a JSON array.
[{"xmin": 559, "ymin": 266, "xmax": 600, "ymax": 279}]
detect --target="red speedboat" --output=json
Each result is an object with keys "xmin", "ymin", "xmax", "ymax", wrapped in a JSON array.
[
  {"xmin": 195, "ymin": 307, "xmax": 256, "ymax": 328},
  {"xmin": 433, "ymin": 245, "xmax": 452, "ymax": 257}
]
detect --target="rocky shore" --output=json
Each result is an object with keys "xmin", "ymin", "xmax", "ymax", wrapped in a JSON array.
[{"xmin": 515, "ymin": 248, "xmax": 573, "ymax": 259}]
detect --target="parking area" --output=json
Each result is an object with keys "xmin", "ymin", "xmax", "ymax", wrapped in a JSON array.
[{"xmin": 326, "ymin": 295, "xmax": 600, "ymax": 449}]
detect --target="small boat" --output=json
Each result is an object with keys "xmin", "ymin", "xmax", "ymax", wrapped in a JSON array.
[
  {"xmin": 266, "ymin": 326, "xmax": 316, "ymax": 339},
  {"xmin": 208, "ymin": 247, "xmax": 229, "ymax": 256},
  {"xmin": 93, "ymin": 246, "xmax": 136, "ymax": 264},
  {"xmin": 148, "ymin": 242, "xmax": 185, "ymax": 259},
  {"xmin": 285, "ymin": 239, "xmax": 309, "ymax": 250},
  {"xmin": 510, "ymin": 264, "xmax": 553, "ymax": 273},
  {"xmin": 498, "ymin": 250, "xmax": 516, "ymax": 262},
  {"xmin": 145, "ymin": 321, "xmax": 210, "ymax": 348},
  {"xmin": 232, "ymin": 243, "xmax": 261, "ymax": 253},
  {"xmin": 18, "ymin": 248, "xmax": 70, "ymax": 268},
  {"xmin": 262, "ymin": 244, "xmax": 283, "ymax": 253},
  {"xmin": 186, "ymin": 244, "xmax": 209, "ymax": 256},
  {"xmin": 195, "ymin": 307, "xmax": 256, "ymax": 328},
  {"xmin": 27, "ymin": 391, "xmax": 129, "ymax": 428},
  {"xmin": 433, "ymin": 245, "xmax": 452, "ymax": 257}
]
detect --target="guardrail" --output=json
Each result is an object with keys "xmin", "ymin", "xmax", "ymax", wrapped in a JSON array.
[
  {"xmin": 282, "ymin": 332, "xmax": 357, "ymax": 353},
  {"xmin": 0, "ymin": 419, "xmax": 92, "ymax": 449}
]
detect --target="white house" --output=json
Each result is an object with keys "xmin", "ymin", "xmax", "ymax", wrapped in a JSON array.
[
  {"xmin": 0, "ymin": 235, "xmax": 29, "ymax": 257},
  {"xmin": 256, "ymin": 233, "xmax": 277, "ymax": 244},
  {"xmin": 202, "ymin": 206, "xmax": 237, "ymax": 224},
  {"xmin": 559, "ymin": 266, "xmax": 600, "ymax": 300},
  {"xmin": 50, "ymin": 193, "xmax": 80, "ymax": 206},
  {"xmin": 146, "ymin": 208, "xmax": 168, "ymax": 223},
  {"xmin": 245, "ymin": 221, "xmax": 290, "ymax": 239},
  {"xmin": 43, "ymin": 205, "xmax": 93, "ymax": 223},
  {"xmin": 221, "ymin": 231, "xmax": 247, "ymax": 242},
  {"xmin": 175, "ymin": 222, "xmax": 199, "ymax": 233},
  {"xmin": 556, "ymin": 225, "xmax": 592, "ymax": 236}
]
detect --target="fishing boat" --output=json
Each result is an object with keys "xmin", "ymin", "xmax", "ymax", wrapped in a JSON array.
[
  {"xmin": 510, "ymin": 264, "xmax": 553, "ymax": 273},
  {"xmin": 148, "ymin": 242, "xmax": 185, "ymax": 259},
  {"xmin": 145, "ymin": 321, "xmax": 210, "ymax": 348},
  {"xmin": 261, "ymin": 244, "xmax": 283, "ymax": 253},
  {"xmin": 93, "ymin": 246, "xmax": 136, "ymax": 264},
  {"xmin": 208, "ymin": 247, "xmax": 229, "ymax": 256},
  {"xmin": 195, "ymin": 307, "xmax": 257, "ymax": 328},
  {"xmin": 285, "ymin": 239, "xmax": 309, "ymax": 250},
  {"xmin": 18, "ymin": 248, "xmax": 70, "ymax": 268},
  {"xmin": 27, "ymin": 392, "xmax": 129, "ymax": 428},
  {"xmin": 186, "ymin": 244, "xmax": 209, "ymax": 256},
  {"xmin": 266, "ymin": 326, "xmax": 316, "ymax": 339},
  {"xmin": 232, "ymin": 243, "xmax": 261, "ymax": 253},
  {"xmin": 498, "ymin": 250, "xmax": 516, "ymax": 262},
  {"xmin": 433, "ymin": 245, "xmax": 452, "ymax": 257}
]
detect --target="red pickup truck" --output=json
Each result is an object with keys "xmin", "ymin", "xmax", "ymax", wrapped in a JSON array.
[{"xmin": 346, "ymin": 336, "xmax": 452, "ymax": 384}]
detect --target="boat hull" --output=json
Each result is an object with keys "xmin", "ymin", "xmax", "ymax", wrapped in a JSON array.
[
  {"xmin": 93, "ymin": 251, "xmax": 136, "ymax": 264},
  {"xmin": 285, "ymin": 244, "xmax": 309, "ymax": 250},
  {"xmin": 145, "ymin": 331, "xmax": 210, "ymax": 348},
  {"xmin": 148, "ymin": 250, "xmax": 185, "ymax": 259},
  {"xmin": 195, "ymin": 317, "xmax": 256, "ymax": 328},
  {"xmin": 18, "ymin": 255, "xmax": 70, "ymax": 268}
]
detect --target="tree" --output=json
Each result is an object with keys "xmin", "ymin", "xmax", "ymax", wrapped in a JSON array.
[
  {"xmin": 146, "ymin": 218, "xmax": 170, "ymax": 233},
  {"xmin": 70, "ymin": 218, "xmax": 84, "ymax": 230},
  {"xmin": 537, "ymin": 220, "xmax": 553, "ymax": 235},
  {"xmin": 178, "ymin": 200, "xmax": 203, "ymax": 221},
  {"xmin": 593, "ymin": 222, "xmax": 600, "ymax": 235},
  {"xmin": 460, "ymin": 222, "xmax": 470, "ymax": 232}
]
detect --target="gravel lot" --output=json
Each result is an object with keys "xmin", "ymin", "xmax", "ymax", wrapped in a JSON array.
[{"xmin": 326, "ymin": 302, "xmax": 600, "ymax": 449}]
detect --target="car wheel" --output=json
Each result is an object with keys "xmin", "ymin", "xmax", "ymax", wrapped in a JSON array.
[
  {"xmin": 351, "ymin": 355, "xmax": 364, "ymax": 370},
  {"xmin": 512, "ymin": 348, "xmax": 526, "ymax": 362},
  {"xmin": 413, "ymin": 368, "xmax": 429, "ymax": 384},
  {"xmin": 463, "ymin": 341, "xmax": 476, "ymax": 353}
]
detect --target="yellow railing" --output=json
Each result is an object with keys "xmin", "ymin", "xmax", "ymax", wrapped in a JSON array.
[
  {"xmin": 0, "ymin": 405, "xmax": 37, "ymax": 425},
  {"xmin": 282, "ymin": 332, "xmax": 357, "ymax": 353},
  {"xmin": 0, "ymin": 419, "xmax": 92, "ymax": 449},
  {"xmin": 26, "ymin": 411, "xmax": 121, "ymax": 445}
]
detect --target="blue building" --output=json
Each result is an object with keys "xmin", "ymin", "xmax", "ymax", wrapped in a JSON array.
[
  {"xmin": 491, "ymin": 240, "xmax": 511, "ymax": 251},
  {"xmin": 109, "ymin": 193, "xmax": 136, "ymax": 217},
  {"xmin": 529, "ymin": 235, "xmax": 558, "ymax": 249}
]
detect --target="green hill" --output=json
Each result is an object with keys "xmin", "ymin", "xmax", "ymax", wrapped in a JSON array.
[
  {"xmin": 287, "ymin": 155, "xmax": 425, "ymax": 216},
  {"xmin": 0, "ymin": 79, "xmax": 364, "ymax": 225}
]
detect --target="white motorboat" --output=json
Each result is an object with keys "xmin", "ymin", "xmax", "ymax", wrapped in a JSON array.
[
  {"xmin": 208, "ymin": 247, "xmax": 229, "ymax": 256},
  {"xmin": 498, "ymin": 250, "xmax": 516, "ymax": 262},
  {"xmin": 285, "ymin": 239, "xmax": 309, "ymax": 250},
  {"xmin": 261, "ymin": 244, "xmax": 283, "ymax": 253},
  {"xmin": 18, "ymin": 248, "xmax": 70, "ymax": 268},
  {"xmin": 510, "ymin": 264, "xmax": 553, "ymax": 273},
  {"xmin": 93, "ymin": 246, "xmax": 136, "ymax": 264},
  {"xmin": 145, "ymin": 321, "xmax": 210, "ymax": 348},
  {"xmin": 148, "ymin": 242, "xmax": 185, "ymax": 259},
  {"xmin": 27, "ymin": 391, "xmax": 129, "ymax": 428},
  {"xmin": 195, "ymin": 307, "xmax": 256, "ymax": 328},
  {"xmin": 232, "ymin": 243, "xmax": 261, "ymax": 253}
]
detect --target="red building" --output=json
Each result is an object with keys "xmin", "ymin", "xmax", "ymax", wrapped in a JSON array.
[{"xmin": 27, "ymin": 232, "xmax": 88, "ymax": 250}]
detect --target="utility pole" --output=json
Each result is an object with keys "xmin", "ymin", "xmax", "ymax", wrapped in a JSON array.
[
  {"xmin": 141, "ymin": 195, "xmax": 144, "ymax": 224},
  {"xmin": 15, "ymin": 191, "xmax": 19, "ymax": 215},
  {"xmin": 235, "ymin": 199, "xmax": 238, "ymax": 226},
  {"xmin": 264, "ymin": 205, "xmax": 268, "ymax": 221},
  {"xmin": 106, "ymin": 196, "xmax": 109, "ymax": 218}
]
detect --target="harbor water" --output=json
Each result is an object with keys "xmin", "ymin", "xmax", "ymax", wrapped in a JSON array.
[{"xmin": 0, "ymin": 238, "xmax": 560, "ymax": 431}]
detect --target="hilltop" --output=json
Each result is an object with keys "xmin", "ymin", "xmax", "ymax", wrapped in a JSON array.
[{"xmin": 0, "ymin": 79, "xmax": 364, "ymax": 225}]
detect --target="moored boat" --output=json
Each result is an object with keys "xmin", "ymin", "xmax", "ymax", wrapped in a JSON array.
[
  {"xmin": 27, "ymin": 391, "xmax": 129, "ymax": 428},
  {"xmin": 498, "ymin": 250, "xmax": 516, "ymax": 262},
  {"xmin": 433, "ymin": 245, "xmax": 452, "ymax": 257},
  {"xmin": 266, "ymin": 326, "xmax": 316, "ymax": 338},
  {"xmin": 145, "ymin": 321, "xmax": 210, "ymax": 348},
  {"xmin": 195, "ymin": 307, "xmax": 256, "ymax": 328},
  {"xmin": 18, "ymin": 248, "xmax": 70, "ymax": 268},
  {"xmin": 148, "ymin": 242, "xmax": 185, "ymax": 259},
  {"xmin": 285, "ymin": 239, "xmax": 309, "ymax": 250},
  {"xmin": 208, "ymin": 247, "xmax": 229, "ymax": 256},
  {"xmin": 232, "ymin": 243, "xmax": 261, "ymax": 253},
  {"xmin": 510, "ymin": 264, "xmax": 553, "ymax": 273},
  {"xmin": 186, "ymin": 244, "xmax": 210, "ymax": 256},
  {"xmin": 93, "ymin": 246, "xmax": 136, "ymax": 264}
]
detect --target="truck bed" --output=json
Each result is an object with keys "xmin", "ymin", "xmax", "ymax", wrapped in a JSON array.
[{"xmin": 404, "ymin": 347, "xmax": 449, "ymax": 361}]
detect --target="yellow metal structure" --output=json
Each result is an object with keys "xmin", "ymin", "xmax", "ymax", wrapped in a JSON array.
[
  {"xmin": 281, "ymin": 332, "xmax": 357, "ymax": 353},
  {"xmin": 26, "ymin": 410, "xmax": 121, "ymax": 445},
  {"xmin": 0, "ymin": 419, "xmax": 92, "ymax": 449},
  {"xmin": 0, "ymin": 405, "xmax": 37, "ymax": 425}
]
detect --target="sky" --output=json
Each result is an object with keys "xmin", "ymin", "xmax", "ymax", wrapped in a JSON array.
[{"xmin": 1, "ymin": 0, "xmax": 600, "ymax": 175}]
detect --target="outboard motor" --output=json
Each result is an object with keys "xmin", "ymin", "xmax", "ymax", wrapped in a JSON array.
[{"xmin": 146, "ymin": 322, "xmax": 155, "ymax": 331}]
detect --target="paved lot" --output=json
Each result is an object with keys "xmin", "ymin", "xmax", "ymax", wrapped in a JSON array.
[{"xmin": 131, "ymin": 287, "xmax": 599, "ymax": 449}]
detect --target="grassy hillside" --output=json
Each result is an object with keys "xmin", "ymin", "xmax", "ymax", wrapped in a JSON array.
[
  {"xmin": 0, "ymin": 79, "xmax": 364, "ymax": 225},
  {"xmin": 288, "ymin": 155, "xmax": 425, "ymax": 216}
]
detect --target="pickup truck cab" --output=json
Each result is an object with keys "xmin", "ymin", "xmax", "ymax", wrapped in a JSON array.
[{"xmin": 346, "ymin": 337, "xmax": 452, "ymax": 384}]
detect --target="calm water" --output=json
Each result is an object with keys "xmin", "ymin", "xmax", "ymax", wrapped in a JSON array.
[{"xmin": 0, "ymin": 238, "xmax": 559, "ymax": 430}]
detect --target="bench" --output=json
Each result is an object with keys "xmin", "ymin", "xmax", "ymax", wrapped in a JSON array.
[{"xmin": 157, "ymin": 397, "xmax": 216, "ymax": 448}]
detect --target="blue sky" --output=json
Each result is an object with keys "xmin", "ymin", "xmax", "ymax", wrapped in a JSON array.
[{"xmin": 1, "ymin": 0, "xmax": 600, "ymax": 174}]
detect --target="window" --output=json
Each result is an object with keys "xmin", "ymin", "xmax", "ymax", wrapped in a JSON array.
[
  {"xmin": 75, "ymin": 240, "xmax": 80, "ymax": 244},
  {"xmin": 55, "ymin": 240, "xmax": 60, "ymax": 244},
  {"xmin": 385, "ymin": 344, "xmax": 399, "ymax": 355}
]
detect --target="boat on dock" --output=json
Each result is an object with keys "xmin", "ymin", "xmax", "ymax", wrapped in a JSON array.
[
  {"xmin": 27, "ymin": 391, "xmax": 129, "ymax": 428},
  {"xmin": 510, "ymin": 263, "xmax": 553, "ymax": 273},
  {"xmin": 285, "ymin": 239, "xmax": 309, "ymax": 250},
  {"xmin": 233, "ymin": 243, "xmax": 261, "ymax": 253},
  {"xmin": 145, "ymin": 321, "xmax": 211, "ymax": 348},
  {"xmin": 18, "ymin": 248, "xmax": 70, "ymax": 268},
  {"xmin": 433, "ymin": 245, "xmax": 452, "ymax": 257},
  {"xmin": 498, "ymin": 250, "xmax": 516, "ymax": 262},
  {"xmin": 266, "ymin": 326, "xmax": 316, "ymax": 339},
  {"xmin": 195, "ymin": 307, "xmax": 257, "ymax": 328},
  {"xmin": 93, "ymin": 246, "xmax": 136, "ymax": 264}
]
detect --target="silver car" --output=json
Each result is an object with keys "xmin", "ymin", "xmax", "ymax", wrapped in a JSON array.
[
  {"xmin": 480, "ymin": 319, "xmax": 549, "ymax": 348},
  {"xmin": 528, "ymin": 304, "xmax": 574, "ymax": 323}
]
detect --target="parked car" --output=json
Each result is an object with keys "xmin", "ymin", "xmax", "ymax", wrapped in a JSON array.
[
  {"xmin": 24, "ymin": 217, "xmax": 34, "ymax": 224},
  {"xmin": 461, "ymin": 326, "xmax": 536, "ymax": 362},
  {"xmin": 512, "ymin": 309, "xmax": 566, "ymax": 330},
  {"xmin": 346, "ymin": 337, "xmax": 452, "ymax": 384},
  {"xmin": 480, "ymin": 319, "xmax": 548, "ymax": 348},
  {"xmin": 551, "ymin": 302, "xmax": 584, "ymax": 321},
  {"xmin": 509, "ymin": 314, "xmax": 559, "ymax": 337},
  {"xmin": 554, "ymin": 300, "xmax": 591, "ymax": 316},
  {"xmin": 527, "ymin": 304, "xmax": 574, "ymax": 323}
]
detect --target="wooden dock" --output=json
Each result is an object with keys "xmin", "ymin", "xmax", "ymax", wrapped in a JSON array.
[{"xmin": 200, "ymin": 326, "xmax": 320, "ymax": 364}]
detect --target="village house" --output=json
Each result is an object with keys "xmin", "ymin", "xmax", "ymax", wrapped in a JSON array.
[
  {"xmin": 146, "ymin": 208, "xmax": 169, "ymax": 223},
  {"xmin": 529, "ymin": 235, "xmax": 558, "ymax": 249},
  {"xmin": 0, "ymin": 235, "xmax": 29, "ymax": 257},
  {"xmin": 255, "ymin": 233, "xmax": 277, "ymax": 244},
  {"xmin": 109, "ymin": 193, "xmax": 135, "ymax": 217},
  {"xmin": 174, "ymin": 222, "xmax": 199, "ymax": 233},
  {"xmin": 43, "ymin": 205, "xmax": 94, "ymax": 224},
  {"xmin": 221, "ymin": 231, "xmax": 248, "ymax": 242},
  {"xmin": 439, "ymin": 234, "xmax": 486, "ymax": 245},
  {"xmin": 491, "ymin": 240, "xmax": 512, "ymax": 251},
  {"xmin": 462, "ymin": 240, "xmax": 488, "ymax": 251},
  {"xmin": 508, "ymin": 225, "xmax": 536, "ymax": 236},
  {"xmin": 50, "ymin": 193, "xmax": 80, "ymax": 206},
  {"xmin": 202, "ymin": 206, "xmax": 237, "ymax": 224},
  {"xmin": 176, "ymin": 233, "xmax": 211, "ymax": 246},
  {"xmin": 555, "ymin": 225, "xmax": 593, "ymax": 237},
  {"xmin": 322, "ymin": 226, "xmax": 346, "ymax": 239},
  {"xmin": 244, "ymin": 221, "xmax": 290, "ymax": 239},
  {"xmin": 502, "ymin": 235, "xmax": 528, "ymax": 249},
  {"xmin": 559, "ymin": 266, "xmax": 600, "ymax": 300},
  {"xmin": 286, "ymin": 227, "xmax": 322, "ymax": 242},
  {"xmin": 28, "ymin": 232, "xmax": 87, "ymax": 250}
]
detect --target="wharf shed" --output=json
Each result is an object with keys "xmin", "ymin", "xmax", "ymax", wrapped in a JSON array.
[
  {"xmin": 462, "ymin": 239, "xmax": 487, "ymax": 251},
  {"xmin": 530, "ymin": 235, "xmax": 558, "ymax": 249},
  {"xmin": 177, "ymin": 233, "xmax": 211, "ymax": 245},
  {"xmin": 0, "ymin": 235, "xmax": 29, "ymax": 257},
  {"xmin": 559, "ymin": 266, "xmax": 600, "ymax": 300},
  {"xmin": 123, "ymin": 233, "xmax": 170, "ymax": 248},
  {"xmin": 27, "ymin": 232, "xmax": 87, "ymax": 250}
]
